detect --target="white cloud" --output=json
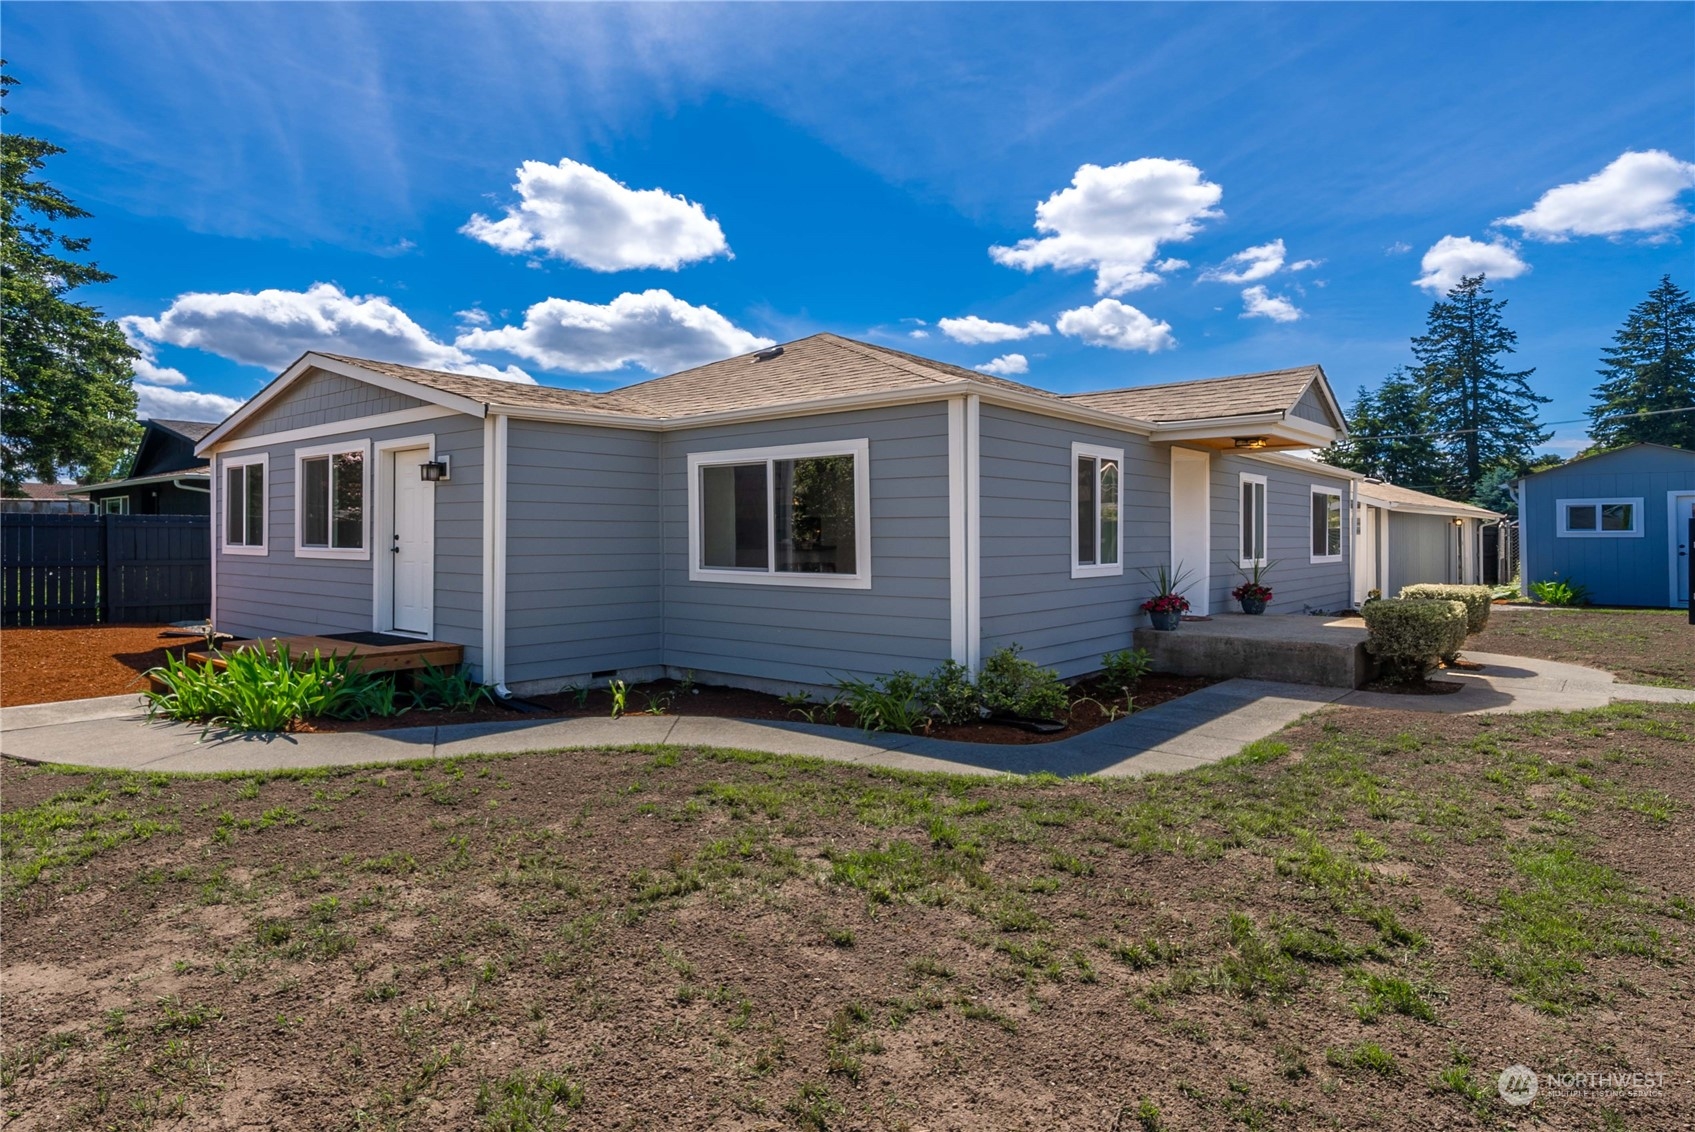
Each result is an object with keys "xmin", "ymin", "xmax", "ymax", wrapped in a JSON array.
[
  {"xmin": 1155, "ymin": 258, "xmax": 1190, "ymax": 272},
  {"xmin": 936, "ymin": 316, "xmax": 1052, "ymax": 344},
  {"xmin": 990, "ymin": 158, "xmax": 1223, "ymax": 295},
  {"xmin": 1289, "ymin": 258, "xmax": 1320, "ymax": 271},
  {"xmin": 1202, "ymin": 239, "xmax": 1287, "ymax": 284},
  {"xmin": 1055, "ymin": 299, "xmax": 1177, "ymax": 353},
  {"xmin": 1386, "ymin": 241, "xmax": 1413, "ymax": 255},
  {"xmin": 134, "ymin": 384, "xmax": 244, "ymax": 422},
  {"xmin": 120, "ymin": 283, "xmax": 533, "ymax": 382},
  {"xmin": 1240, "ymin": 286, "xmax": 1302, "ymax": 323},
  {"xmin": 1414, "ymin": 236, "xmax": 1530, "ymax": 293},
  {"xmin": 1498, "ymin": 150, "xmax": 1695, "ymax": 241},
  {"xmin": 456, "ymin": 307, "xmax": 491, "ymax": 327},
  {"xmin": 454, "ymin": 289, "xmax": 773, "ymax": 375},
  {"xmin": 908, "ymin": 329, "xmax": 930, "ymax": 339},
  {"xmin": 975, "ymin": 353, "xmax": 1029, "ymax": 376},
  {"xmin": 462, "ymin": 158, "xmax": 730, "ymax": 271}
]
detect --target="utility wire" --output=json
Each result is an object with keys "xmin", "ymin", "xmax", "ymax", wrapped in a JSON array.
[{"xmin": 1342, "ymin": 403, "xmax": 1695, "ymax": 443}]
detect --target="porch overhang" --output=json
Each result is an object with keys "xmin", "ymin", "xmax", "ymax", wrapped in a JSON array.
[{"xmin": 1147, "ymin": 412, "xmax": 1341, "ymax": 451}]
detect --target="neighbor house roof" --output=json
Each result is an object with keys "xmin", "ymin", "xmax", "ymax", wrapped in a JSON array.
[
  {"xmin": 1062, "ymin": 365, "xmax": 1334, "ymax": 424},
  {"xmin": 5, "ymin": 482, "xmax": 75, "ymax": 500},
  {"xmin": 146, "ymin": 419, "xmax": 219, "ymax": 443},
  {"xmin": 1357, "ymin": 479, "xmax": 1500, "ymax": 519}
]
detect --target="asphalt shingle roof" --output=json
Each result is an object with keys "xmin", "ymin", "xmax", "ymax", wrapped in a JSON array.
[
  {"xmin": 1357, "ymin": 479, "xmax": 1500, "ymax": 518},
  {"xmin": 1061, "ymin": 366, "xmax": 1324, "ymax": 424},
  {"xmin": 146, "ymin": 419, "xmax": 220, "ymax": 442}
]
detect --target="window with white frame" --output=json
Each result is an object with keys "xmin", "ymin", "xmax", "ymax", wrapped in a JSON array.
[
  {"xmin": 102, "ymin": 496, "xmax": 130, "ymax": 515},
  {"xmin": 1239, "ymin": 473, "xmax": 1268, "ymax": 567},
  {"xmin": 295, "ymin": 442, "xmax": 368, "ymax": 558},
  {"xmin": 1557, "ymin": 497, "xmax": 1642, "ymax": 537},
  {"xmin": 1072, "ymin": 443, "xmax": 1123, "ymax": 578},
  {"xmin": 689, "ymin": 439, "xmax": 870, "ymax": 587},
  {"xmin": 222, "ymin": 454, "xmax": 267, "ymax": 554},
  {"xmin": 1310, "ymin": 487, "xmax": 1343, "ymax": 562}
]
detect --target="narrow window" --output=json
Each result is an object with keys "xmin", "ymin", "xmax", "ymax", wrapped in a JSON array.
[
  {"xmin": 223, "ymin": 458, "xmax": 265, "ymax": 550},
  {"xmin": 700, "ymin": 462, "xmax": 769, "ymax": 569},
  {"xmin": 1072, "ymin": 444, "xmax": 1124, "ymax": 577},
  {"xmin": 1240, "ymin": 475, "xmax": 1267, "ymax": 566},
  {"xmin": 298, "ymin": 448, "xmax": 364, "ymax": 551},
  {"xmin": 1311, "ymin": 489, "xmax": 1342, "ymax": 561},
  {"xmin": 774, "ymin": 454, "xmax": 857, "ymax": 575},
  {"xmin": 1076, "ymin": 456, "xmax": 1098, "ymax": 567}
]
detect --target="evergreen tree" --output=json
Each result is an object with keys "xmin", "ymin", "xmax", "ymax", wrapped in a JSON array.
[
  {"xmin": 1587, "ymin": 275, "xmax": 1695, "ymax": 450},
  {"xmin": 1319, "ymin": 367, "xmax": 1448, "ymax": 491},
  {"xmin": 1, "ymin": 65, "xmax": 140, "ymax": 494},
  {"xmin": 1410, "ymin": 274, "xmax": 1548, "ymax": 499}
]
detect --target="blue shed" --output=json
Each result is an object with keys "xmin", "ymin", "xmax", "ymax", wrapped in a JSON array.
[{"xmin": 1518, "ymin": 443, "xmax": 1695, "ymax": 608}]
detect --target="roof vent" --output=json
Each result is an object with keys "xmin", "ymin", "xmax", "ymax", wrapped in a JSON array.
[{"xmin": 752, "ymin": 345, "xmax": 785, "ymax": 362}]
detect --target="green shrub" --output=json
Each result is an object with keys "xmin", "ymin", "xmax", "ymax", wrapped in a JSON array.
[
  {"xmin": 835, "ymin": 671, "xmax": 927, "ymax": 733},
  {"xmin": 978, "ymin": 645, "xmax": 1069, "ymax": 720},
  {"xmin": 412, "ymin": 664, "xmax": 495, "ymax": 713},
  {"xmin": 145, "ymin": 647, "xmax": 401, "ymax": 732},
  {"xmin": 1100, "ymin": 648, "xmax": 1153, "ymax": 690},
  {"xmin": 1360, "ymin": 599, "xmax": 1467, "ymax": 683},
  {"xmin": 1398, "ymin": 584, "xmax": 1492, "ymax": 635},
  {"xmin": 1530, "ymin": 578, "xmax": 1590, "ymax": 607},
  {"xmin": 915, "ymin": 659, "xmax": 981, "ymax": 725}
]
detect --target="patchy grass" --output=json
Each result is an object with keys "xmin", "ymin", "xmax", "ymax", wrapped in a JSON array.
[
  {"xmin": 1468, "ymin": 607, "xmax": 1695, "ymax": 687},
  {"xmin": 2, "ymin": 702, "xmax": 1690, "ymax": 1127}
]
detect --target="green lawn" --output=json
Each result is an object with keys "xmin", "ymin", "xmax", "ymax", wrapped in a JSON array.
[
  {"xmin": 3, "ymin": 703, "xmax": 1691, "ymax": 1128},
  {"xmin": 1469, "ymin": 606, "xmax": 1694, "ymax": 687}
]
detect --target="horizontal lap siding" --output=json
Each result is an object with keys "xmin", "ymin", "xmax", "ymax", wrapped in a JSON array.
[
  {"xmin": 1387, "ymin": 513, "xmax": 1456, "ymax": 592},
  {"xmin": 661, "ymin": 404, "xmax": 951, "ymax": 687},
  {"xmin": 240, "ymin": 371, "xmax": 426, "ymax": 436},
  {"xmin": 978, "ymin": 406, "xmax": 1165, "ymax": 678},
  {"xmin": 504, "ymin": 423, "xmax": 662, "ymax": 684},
  {"xmin": 215, "ymin": 415, "xmax": 484, "ymax": 671},
  {"xmin": 1211, "ymin": 455, "xmax": 1352, "ymax": 613},
  {"xmin": 1522, "ymin": 447, "xmax": 1695, "ymax": 607}
]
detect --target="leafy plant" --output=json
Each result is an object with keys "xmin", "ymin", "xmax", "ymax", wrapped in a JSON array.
[
  {"xmin": 834, "ymin": 671, "xmax": 927, "ymax": 733},
  {"xmin": 1360, "ymin": 599, "xmax": 1467, "ymax": 683},
  {"xmin": 638, "ymin": 688, "xmax": 674, "ymax": 716},
  {"xmin": 1530, "ymin": 578, "xmax": 1590, "ymax": 607},
  {"xmin": 1139, "ymin": 563, "xmax": 1194, "ymax": 616},
  {"xmin": 563, "ymin": 684, "xmax": 591, "ymax": 709},
  {"xmin": 412, "ymin": 664, "xmax": 495, "ymax": 713},
  {"xmin": 607, "ymin": 680, "xmax": 629, "ymax": 720},
  {"xmin": 916, "ymin": 659, "xmax": 981, "ymax": 725},
  {"xmin": 1232, "ymin": 559, "xmax": 1277, "ymax": 604},
  {"xmin": 978, "ymin": 645, "xmax": 1068, "ymax": 721},
  {"xmin": 144, "ymin": 647, "xmax": 401, "ymax": 732},
  {"xmin": 1100, "ymin": 648, "xmax": 1152, "ymax": 691}
]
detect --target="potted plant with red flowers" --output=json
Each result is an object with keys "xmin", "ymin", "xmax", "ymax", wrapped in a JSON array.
[
  {"xmin": 1231, "ymin": 560, "xmax": 1276, "ymax": 615},
  {"xmin": 1140, "ymin": 563, "xmax": 1194, "ymax": 631}
]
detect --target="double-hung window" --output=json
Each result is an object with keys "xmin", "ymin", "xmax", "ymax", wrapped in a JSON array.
[
  {"xmin": 1072, "ymin": 443, "xmax": 1123, "ymax": 578},
  {"xmin": 295, "ymin": 442, "xmax": 368, "ymax": 559},
  {"xmin": 1239, "ymin": 473, "xmax": 1268, "ymax": 567},
  {"xmin": 1310, "ymin": 487, "xmax": 1343, "ymax": 562},
  {"xmin": 1557, "ymin": 497, "xmax": 1642, "ymax": 538},
  {"xmin": 222, "ymin": 454, "xmax": 267, "ymax": 555},
  {"xmin": 689, "ymin": 439, "xmax": 870, "ymax": 588}
]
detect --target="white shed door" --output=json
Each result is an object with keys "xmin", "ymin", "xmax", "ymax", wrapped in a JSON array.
[
  {"xmin": 1672, "ymin": 492, "xmax": 1695, "ymax": 608},
  {"xmin": 390, "ymin": 447, "xmax": 434, "ymax": 635}
]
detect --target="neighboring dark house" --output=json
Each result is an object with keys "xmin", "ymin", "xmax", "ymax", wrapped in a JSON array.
[
  {"xmin": 68, "ymin": 419, "xmax": 218, "ymax": 515},
  {"xmin": 0, "ymin": 483, "xmax": 94, "ymax": 514}
]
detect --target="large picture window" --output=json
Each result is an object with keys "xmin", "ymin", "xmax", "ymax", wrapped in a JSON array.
[
  {"xmin": 1310, "ymin": 487, "xmax": 1343, "ymax": 562},
  {"xmin": 295, "ymin": 443, "xmax": 368, "ymax": 559},
  {"xmin": 1072, "ymin": 443, "xmax": 1123, "ymax": 578},
  {"xmin": 689, "ymin": 439, "xmax": 870, "ymax": 588},
  {"xmin": 222, "ymin": 454, "xmax": 266, "ymax": 555},
  {"xmin": 1557, "ymin": 497, "xmax": 1642, "ymax": 538},
  {"xmin": 1239, "ymin": 473, "xmax": 1268, "ymax": 567}
]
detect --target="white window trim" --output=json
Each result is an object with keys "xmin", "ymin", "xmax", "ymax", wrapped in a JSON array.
[
  {"xmin": 687, "ymin": 438, "xmax": 872, "ymax": 589},
  {"xmin": 294, "ymin": 439, "xmax": 372, "ymax": 560},
  {"xmin": 1556, "ymin": 496, "xmax": 1643, "ymax": 539},
  {"xmin": 1071, "ymin": 441, "xmax": 1125, "ymax": 579},
  {"xmin": 1310, "ymin": 484, "xmax": 1344, "ymax": 564},
  {"xmin": 221, "ymin": 452, "xmax": 268, "ymax": 556},
  {"xmin": 102, "ymin": 496, "xmax": 130, "ymax": 515},
  {"xmin": 1239, "ymin": 472, "xmax": 1268, "ymax": 568}
]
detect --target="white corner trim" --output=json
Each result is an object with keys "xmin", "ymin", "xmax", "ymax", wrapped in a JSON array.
[
  {"xmin": 293, "ymin": 439, "xmax": 372, "ymax": 560},
  {"xmin": 480, "ymin": 414, "xmax": 509, "ymax": 687},
  {"xmin": 948, "ymin": 398, "xmax": 968, "ymax": 665},
  {"xmin": 1310, "ymin": 483, "xmax": 1344, "ymax": 564},
  {"xmin": 1239, "ymin": 471, "xmax": 1268, "ymax": 568},
  {"xmin": 1071, "ymin": 440, "xmax": 1126, "ymax": 579},
  {"xmin": 219, "ymin": 452, "xmax": 269, "ymax": 556},
  {"xmin": 371, "ymin": 434, "xmax": 437, "ymax": 635},
  {"xmin": 685, "ymin": 437, "xmax": 873, "ymax": 590},
  {"xmin": 1556, "ymin": 496, "xmax": 1644, "ymax": 538},
  {"xmin": 965, "ymin": 395, "xmax": 981, "ymax": 671}
]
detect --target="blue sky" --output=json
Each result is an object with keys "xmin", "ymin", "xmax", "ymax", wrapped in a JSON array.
[{"xmin": 6, "ymin": 2, "xmax": 1693, "ymax": 454}]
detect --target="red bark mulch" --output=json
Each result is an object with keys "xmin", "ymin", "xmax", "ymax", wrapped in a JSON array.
[{"xmin": 0, "ymin": 625, "xmax": 196, "ymax": 707}]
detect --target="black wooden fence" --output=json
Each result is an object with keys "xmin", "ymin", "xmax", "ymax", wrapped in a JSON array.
[{"xmin": 2, "ymin": 513, "xmax": 210, "ymax": 626}]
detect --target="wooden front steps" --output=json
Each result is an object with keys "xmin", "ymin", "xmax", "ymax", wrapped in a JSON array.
[{"xmin": 182, "ymin": 632, "xmax": 464, "ymax": 675}]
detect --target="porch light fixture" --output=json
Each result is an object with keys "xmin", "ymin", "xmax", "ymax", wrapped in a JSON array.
[
  {"xmin": 420, "ymin": 456, "xmax": 451, "ymax": 482},
  {"xmin": 1232, "ymin": 437, "xmax": 1270, "ymax": 450}
]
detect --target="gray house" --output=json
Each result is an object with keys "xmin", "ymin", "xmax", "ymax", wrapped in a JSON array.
[
  {"xmin": 1353, "ymin": 478, "xmax": 1500, "ymax": 601},
  {"xmin": 1518, "ymin": 443, "xmax": 1695, "ymax": 608},
  {"xmin": 195, "ymin": 333, "xmax": 1363, "ymax": 694}
]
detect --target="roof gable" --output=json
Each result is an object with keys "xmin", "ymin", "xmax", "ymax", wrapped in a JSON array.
[{"xmin": 1521, "ymin": 442, "xmax": 1695, "ymax": 480}]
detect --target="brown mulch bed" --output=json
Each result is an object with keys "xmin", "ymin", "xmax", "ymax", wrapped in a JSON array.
[
  {"xmin": 0, "ymin": 625, "xmax": 195, "ymax": 707},
  {"xmin": 302, "ymin": 673, "xmax": 1217, "ymax": 745},
  {"xmin": 3, "ymin": 703, "xmax": 1690, "ymax": 1128}
]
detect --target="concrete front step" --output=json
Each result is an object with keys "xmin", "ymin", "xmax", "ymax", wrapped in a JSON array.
[{"xmin": 1135, "ymin": 613, "xmax": 1372, "ymax": 688}]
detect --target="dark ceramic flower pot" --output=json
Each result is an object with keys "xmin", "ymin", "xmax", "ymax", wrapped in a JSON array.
[
  {"xmin": 1240, "ymin": 597, "xmax": 1267, "ymax": 615},
  {"xmin": 1149, "ymin": 609, "xmax": 1181, "ymax": 631}
]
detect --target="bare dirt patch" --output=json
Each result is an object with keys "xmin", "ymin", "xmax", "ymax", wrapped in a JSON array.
[
  {"xmin": 1469, "ymin": 607, "xmax": 1695, "ymax": 688},
  {"xmin": 0, "ymin": 625, "xmax": 193, "ymax": 707},
  {"xmin": 4, "ymin": 702, "xmax": 1691, "ymax": 1128}
]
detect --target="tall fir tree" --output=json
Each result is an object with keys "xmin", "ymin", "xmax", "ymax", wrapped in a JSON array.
[
  {"xmin": 1587, "ymin": 275, "xmax": 1695, "ymax": 450},
  {"xmin": 1319, "ymin": 366, "xmax": 1449, "ymax": 490},
  {"xmin": 1410, "ymin": 274, "xmax": 1548, "ymax": 499},
  {"xmin": 0, "ymin": 65, "xmax": 140, "ymax": 494}
]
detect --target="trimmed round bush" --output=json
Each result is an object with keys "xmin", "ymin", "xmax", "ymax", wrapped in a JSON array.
[
  {"xmin": 1398, "ymin": 583, "xmax": 1492, "ymax": 635},
  {"xmin": 1360, "ymin": 598, "xmax": 1467, "ymax": 683}
]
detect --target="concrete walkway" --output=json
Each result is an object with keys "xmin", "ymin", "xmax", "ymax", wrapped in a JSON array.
[{"xmin": 2, "ymin": 653, "xmax": 1688, "ymax": 779}]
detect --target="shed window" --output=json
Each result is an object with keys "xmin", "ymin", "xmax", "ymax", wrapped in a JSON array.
[
  {"xmin": 222, "ymin": 455, "xmax": 266, "ymax": 554},
  {"xmin": 690, "ymin": 440, "xmax": 870, "ymax": 588},
  {"xmin": 1239, "ymin": 474, "xmax": 1268, "ymax": 567},
  {"xmin": 295, "ymin": 444, "xmax": 368, "ymax": 558},
  {"xmin": 1072, "ymin": 443, "xmax": 1124, "ymax": 578},
  {"xmin": 1310, "ymin": 488, "xmax": 1343, "ymax": 562},
  {"xmin": 1557, "ymin": 497, "xmax": 1642, "ymax": 538}
]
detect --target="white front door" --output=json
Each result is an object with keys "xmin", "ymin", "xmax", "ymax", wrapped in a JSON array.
[
  {"xmin": 1169, "ymin": 447, "xmax": 1211, "ymax": 615},
  {"xmin": 1354, "ymin": 504, "xmax": 1382, "ymax": 604},
  {"xmin": 1671, "ymin": 492, "xmax": 1695, "ymax": 608},
  {"xmin": 389, "ymin": 447, "xmax": 434, "ymax": 635}
]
